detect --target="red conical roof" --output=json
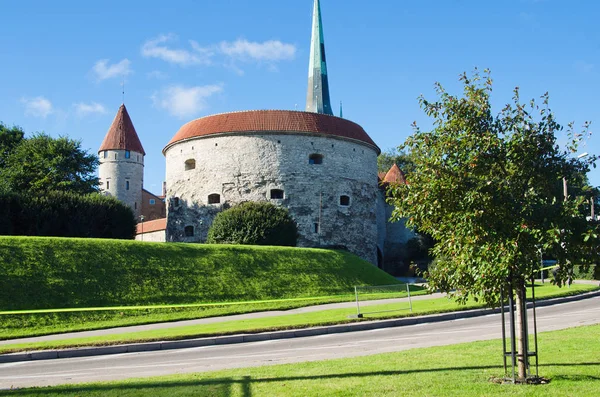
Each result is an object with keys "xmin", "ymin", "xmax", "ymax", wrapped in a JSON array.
[
  {"xmin": 383, "ymin": 163, "xmax": 407, "ymax": 185},
  {"xmin": 99, "ymin": 104, "xmax": 145, "ymax": 155}
]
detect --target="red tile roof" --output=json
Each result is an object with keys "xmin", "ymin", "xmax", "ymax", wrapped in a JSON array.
[
  {"xmin": 383, "ymin": 163, "xmax": 407, "ymax": 185},
  {"xmin": 99, "ymin": 104, "xmax": 145, "ymax": 155},
  {"xmin": 136, "ymin": 217, "xmax": 166, "ymax": 234},
  {"xmin": 164, "ymin": 110, "xmax": 380, "ymax": 153}
]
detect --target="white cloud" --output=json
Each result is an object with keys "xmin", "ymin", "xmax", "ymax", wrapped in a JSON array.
[
  {"xmin": 147, "ymin": 70, "xmax": 169, "ymax": 79},
  {"xmin": 141, "ymin": 34, "xmax": 213, "ymax": 66},
  {"xmin": 152, "ymin": 84, "xmax": 223, "ymax": 118},
  {"xmin": 219, "ymin": 39, "xmax": 296, "ymax": 61},
  {"xmin": 92, "ymin": 59, "xmax": 132, "ymax": 81},
  {"xmin": 73, "ymin": 102, "xmax": 107, "ymax": 117},
  {"xmin": 21, "ymin": 96, "xmax": 53, "ymax": 118}
]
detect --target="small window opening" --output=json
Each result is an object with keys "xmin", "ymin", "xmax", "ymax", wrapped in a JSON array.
[
  {"xmin": 149, "ymin": 199, "xmax": 156, "ymax": 205},
  {"xmin": 340, "ymin": 195, "xmax": 350, "ymax": 206},
  {"xmin": 126, "ymin": 181, "xmax": 130, "ymax": 190},
  {"xmin": 185, "ymin": 159, "xmax": 196, "ymax": 171},
  {"xmin": 309, "ymin": 154, "xmax": 323, "ymax": 165},
  {"xmin": 114, "ymin": 153, "xmax": 117, "ymax": 159},
  {"xmin": 137, "ymin": 155, "xmax": 140, "ymax": 161},
  {"xmin": 208, "ymin": 193, "xmax": 221, "ymax": 204},
  {"xmin": 270, "ymin": 189, "xmax": 284, "ymax": 199},
  {"xmin": 106, "ymin": 181, "xmax": 109, "ymax": 190},
  {"xmin": 314, "ymin": 223, "xmax": 320, "ymax": 233},
  {"xmin": 103, "ymin": 151, "xmax": 107, "ymax": 159},
  {"xmin": 173, "ymin": 197, "xmax": 180, "ymax": 207},
  {"xmin": 184, "ymin": 225, "xmax": 194, "ymax": 237},
  {"xmin": 125, "ymin": 150, "xmax": 131, "ymax": 159},
  {"xmin": 134, "ymin": 202, "xmax": 137, "ymax": 210}
]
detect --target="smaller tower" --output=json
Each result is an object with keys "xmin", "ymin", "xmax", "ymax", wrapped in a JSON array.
[
  {"xmin": 306, "ymin": 0, "xmax": 333, "ymax": 115},
  {"xmin": 98, "ymin": 104, "xmax": 145, "ymax": 217}
]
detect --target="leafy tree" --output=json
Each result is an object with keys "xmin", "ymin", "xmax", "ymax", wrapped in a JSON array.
[
  {"xmin": 377, "ymin": 148, "xmax": 415, "ymax": 174},
  {"xmin": 388, "ymin": 69, "xmax": 598, "ymax": 380},
  {"xmin": 0, "ymin": 133, "xmax": 99, "ymax": 194},
  {"xmin": 207, "ymin": 201, "xmax": 298, "ymax": 246},
  {"xmin": 0, "ymin": 122, "xmax": 24, "ymax": 169}
]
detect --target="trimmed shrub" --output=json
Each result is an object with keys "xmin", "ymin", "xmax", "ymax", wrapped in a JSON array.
[
  {"xmin": 0, "ymin": 191, "xmax": 135, "ymax": 239},
  {"xmin": 207, "ymin": 201, "xmax": 298, "ymax": 246}
]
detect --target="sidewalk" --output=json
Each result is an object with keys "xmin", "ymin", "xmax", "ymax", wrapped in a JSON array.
[{"xmin": 0, "ymin": 292, "xmax": 446, "ymax": 346}]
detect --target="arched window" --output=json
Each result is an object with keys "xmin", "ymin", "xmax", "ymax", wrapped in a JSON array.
[
  {"xmin": 185, "ymin": 159, "xmax": 196, "ymax": 170},
  {"xmin": 208, "ymin": 193, "xmax": 220, "ymax": 204},
  {"xmin": 172, "ymin": 197, "xmax": 180, "ymax": 207},
  {"xmin": 309, "ymin": 153, "xmax": 323, "ymax": 165},
  {"xmin": 340, "ymin": 195, "xmax": 350, "ymax": 206},
  {"xmin": 270, "ymin": 189, "xmax": 284, "ymax": 199},
  {"xmin": 184, "ymin": 225, "xmax": 194, "ymax": 237}
]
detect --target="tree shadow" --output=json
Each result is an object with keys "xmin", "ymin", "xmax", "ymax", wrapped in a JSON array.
[{"xmin": 1, "ymin": 362, "xmax": 598, "ymax": 396}]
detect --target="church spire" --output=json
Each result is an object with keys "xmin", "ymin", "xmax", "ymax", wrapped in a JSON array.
[{"xmin": 306, "ymin": 0, "xmax": 333, "ymax": 115}]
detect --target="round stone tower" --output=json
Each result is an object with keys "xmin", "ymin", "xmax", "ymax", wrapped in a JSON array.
[{"xmin": 98, "ymin": 104, "xmax": 145, "ymax": 217}]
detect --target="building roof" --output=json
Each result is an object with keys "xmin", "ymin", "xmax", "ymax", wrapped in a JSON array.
[
  {"xmin": 383, "ymin": 163, "xmax": 407, "ymax": 185},
  {"xmin": 136, "ymin": 217, "xmax": 166, "ymax": 234},
  {"xmin": 165, "ymin": 110, "xmax": 380, "ymax": 153},
  {"xmin": 99, "ymin": 104, "xmax": 145, "ymax": 155}
]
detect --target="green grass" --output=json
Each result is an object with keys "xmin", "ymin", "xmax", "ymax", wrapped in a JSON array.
[
  {"xmin": 1, "ymin": 283, "xmax": 595, "ymax": 354},
  {"xmin": 2, "ymin": 324, "xmax": 598, "ymax": 396},
  {"xmin": 0, "ymin": 236, "xmax": 398, "ymax": 311}
]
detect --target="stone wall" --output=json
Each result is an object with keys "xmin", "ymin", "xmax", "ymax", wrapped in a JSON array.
[
  {"xmin": 164, "ymin": 132, "xmax": 379, "ymax": 263},
  {"xmin": 135, "ymin": 230, "xmax": 166, "ymax": 242},
  {"xmin": 98, "ymin": 149, "xmax": 144, "ymax": 218}
]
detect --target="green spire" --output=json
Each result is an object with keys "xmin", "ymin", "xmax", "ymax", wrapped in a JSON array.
[{"xmin": 306, "ymin": 0, "xmax": 333, "ymax": 115}]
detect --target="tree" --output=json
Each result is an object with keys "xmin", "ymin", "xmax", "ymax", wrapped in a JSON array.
[
  {"xmin": 0, "ymin": 122, "xmax": 24, "ymax": 169},
  {"xmin": 207, "ymin": 201, "xmax": 298, "ymax": 246},
  {"xmin": 377, "ymin": 148, "xmax": 415, "ymax": 174},
  {"xmin": 388, "ymin": 69, "xmax": 598, "ymax": 381},
  {"xmin": 0, "ymin": 133, "xmax": 99, "ymax": 195}
]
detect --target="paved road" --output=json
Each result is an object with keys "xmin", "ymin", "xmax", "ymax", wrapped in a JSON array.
[{"xmin": 1, "ymin": 296, "xmax": 598, "ymax": 389}]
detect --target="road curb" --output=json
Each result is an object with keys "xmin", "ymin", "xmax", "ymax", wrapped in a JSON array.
[{"xmin": 1, "ymin": 288, "xmax": 599, "ymax": 364}]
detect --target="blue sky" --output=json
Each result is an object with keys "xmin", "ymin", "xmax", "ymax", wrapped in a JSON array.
[{"xmin": 1, "ymin": 0, "xmax": 599, "ymax": 194}]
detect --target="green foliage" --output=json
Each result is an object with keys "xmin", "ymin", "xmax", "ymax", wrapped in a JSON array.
[
  {"xmin": 0, "ymin": 122, "xmax": 24, "ymax": 169},
  {"xmin": 377, "ymin": 147, "xmax": 415, "ymax": 174},
  {"xmin": 0, "ymin": 132, "xmax": 99, "ymax": 195},
  {"xmin": 207, "ymin": 201, "xmax": 298, "ymax": 246},
  {"xmin": 0, "ymin": 236, "xmax": 398, "ymax": 310},
  {"xmin": 388, "ymin": 69, "xmax": 599, "ymax": 305},
  {"xmin": 0, "ymin": 191, "xmax": 135, "ymax": 239}
]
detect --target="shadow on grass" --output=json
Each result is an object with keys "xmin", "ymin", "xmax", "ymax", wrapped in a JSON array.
[{"xmin": 2, "ymin": 362, "xmax": 598, "ymax": 396}]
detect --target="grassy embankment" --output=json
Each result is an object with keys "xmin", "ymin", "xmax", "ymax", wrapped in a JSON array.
[
  {"xmin": 0, "ymin": 236, "xmax": 410, "ymax": 338},
  {"xmin": 2, "ymin": 324, "xmax": 598, "ymax": 396},
  {"xmin": 0, "ymin": 283, "xmax": 595, "ymax": 354}
]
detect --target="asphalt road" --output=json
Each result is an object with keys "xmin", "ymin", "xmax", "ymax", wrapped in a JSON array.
[{"xmin": 1, "ymin": 296, "xmax": 599, "ymax": 389}]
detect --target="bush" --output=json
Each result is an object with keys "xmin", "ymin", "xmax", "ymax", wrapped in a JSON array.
[
  {"xmin": 207, "ymin": 201, "xmax": 298, "ymax": 246},
  {"xmin": 0, "ymin": 191, "xmax": 135, "ymax": 239}
]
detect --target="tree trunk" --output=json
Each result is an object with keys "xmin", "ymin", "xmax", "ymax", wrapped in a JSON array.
[{"xmin": 515, "ymin": 281, "xmax": 529, "ymax": 380}]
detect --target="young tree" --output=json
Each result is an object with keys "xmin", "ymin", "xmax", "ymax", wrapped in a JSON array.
[
  {"xmin": 0, "ymin": 133, "xmax": 99, "ymax": 195},
  {"xmin": 388, "ymin": 69, "xmax": 598, "ymax": 380}
]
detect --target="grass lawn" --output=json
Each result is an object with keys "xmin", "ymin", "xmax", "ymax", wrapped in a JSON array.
[
  {"xmin": 1, "ymin": 324, "xmax": 598, "ymax": 396},
  {"xmin": 0, "ymin": 283, "xmax": 595, "ymax": 354}
]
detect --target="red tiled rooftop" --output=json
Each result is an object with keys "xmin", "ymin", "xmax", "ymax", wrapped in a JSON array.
[
  {"xmin": 164, "ymin": 110, "xmax": 380, "ymax": 153},
  {"xmin": 383, "ymin": 163, "xmax": 407, "ymax": 185},
  {"xmin": 99, "ymin": 104, "xmax": 145, "ymax": 155},
  {"xmin": 136, "ymin": 218, "xmax": 166, "ymax": 234}
]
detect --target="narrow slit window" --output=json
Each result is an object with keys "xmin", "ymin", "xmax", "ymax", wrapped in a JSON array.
[
  {"xmin": 270, "ymin": 189, "xmax": 284, "ymax": 199},
  {"xmin": 314, "ymin": 223, "xmax": 320, "ymax": 233},
  {"xmin": 125, "ymin": 150, "xmax": 131, "ymax": 159},
  {"xmin": 106, "ymin": 181, "xmax": 109, "ymax": 190},
  {"xmin": 103, "ymin": 151, "xmax": 108, "ymax": 159},
  {"xmin": 126, "ymin": 181, "xmax": 130, "ymax": 190},
  {"xmin": 340, "ymin": 195, "xmax": 350, "ymax": 206},
  {"xmin": 208, "ymin": 193, "xmax": 220, "ymax": 204},
  {"xmin": 309, "ymin": 154, "xmax": 323, "ymax": 165},
  {"xmin": 184, "ymin": 225, "xmax": 194, "ymax": 237},
  {"xmin": 185, "ymin": 159, "xmax": 196, "ymax": 171}
]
